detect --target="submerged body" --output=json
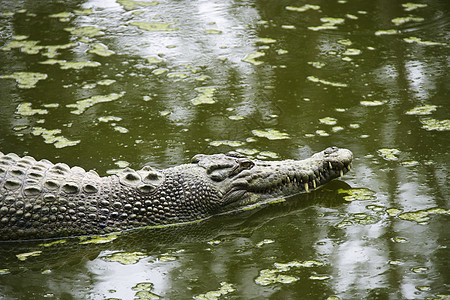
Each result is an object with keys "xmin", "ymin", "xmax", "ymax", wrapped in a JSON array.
[{"xmin": 0, "ymin": 147, "xmax": 352, "ymax": 240}]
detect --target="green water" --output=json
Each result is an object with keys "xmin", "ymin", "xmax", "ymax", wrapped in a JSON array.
[{"xmin": 0, "ymin": 0, "xmax": 449, "ymax": 298}]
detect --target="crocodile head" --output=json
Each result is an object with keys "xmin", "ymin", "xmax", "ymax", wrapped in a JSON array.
[{"xmin": 190, "ymin": 147, "xmax": 353, "ymax": 212}]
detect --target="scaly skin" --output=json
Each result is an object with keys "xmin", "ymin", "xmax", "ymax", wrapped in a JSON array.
[{"xmin": 0, "ymin": 147, "xmax": 352, "ymax": 240}]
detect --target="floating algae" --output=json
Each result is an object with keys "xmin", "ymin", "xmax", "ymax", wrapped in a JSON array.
[
  {"xmin": 16, "ymin": 250, "xmax": 42, "ymax": 261},
  {"xmin": 65, "ymin": 26, "xmax": 105, "ymax": 38},
  {"xmin": 307, "ymin": 76, "xmax": 347, "ymax": 87},
  {"xmin": 420, "ymin": 119, "xmax": 450, "ymax": 131},
  {"xmin": 252, "ymin": 129, "xmax": 290, "ymax": 140},
  {"xmin": 285, "ymin": 5, "xmax": 320, "ymax": 12},
  {"xmin": 102, "ymin": 252, "xmax": 148, "ymax": 265},
  {"xmin": 130, "ymin": 21, "xmax": 178, "ymax": 31},
  {"xmin": 194, "ymin": 282, "xmax": 235, "ymax": 300},
  {"xmin": 191, "ymin": 87, "xmax": 216, "ymax": 105},
  {"xmin": 377, "ymin": 148, "xmax": 401, "ymax": 161},
  {"xmin": 405, "ymin": 105, "xmax": 437, "ymax": 115},
  {"xmin": 242, "ymin": 51, "xmax": 265, "ymax": 65},
  {"xmin": 16, "ymin": 102, "xmax": 48, "ymax": 116},
  {"xmin": 32, "ymin": 127, "xmax": 80, "ymax": 148},
  {"xmin": 67, "ymin": 92, "xmax": 125, "ymax": 114},
  {"xmin": 1, "ymin": 72, "xmax": 47, "ymax": 89},
  {"xmin": 88, "ymin": 43, "xmax": 115, "ymax": 57},
  {"xmin": 338, "ymin": 188, "xmax": 376, "ymax": 201}
]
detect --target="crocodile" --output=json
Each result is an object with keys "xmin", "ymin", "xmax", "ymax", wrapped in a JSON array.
[{"xmin": 0, "ymin": 147, "xmax": 352, "ymax": 240}]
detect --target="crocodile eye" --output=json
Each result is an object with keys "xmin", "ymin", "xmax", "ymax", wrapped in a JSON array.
[{"xmin": 240, "ymin": 160, "xmax": 254, "ymax": 170}]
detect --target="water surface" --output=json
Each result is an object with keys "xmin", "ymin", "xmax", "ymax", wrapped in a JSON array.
[{"xmin": 0, "ymin": 0, "xmax": 449, "ymax": 299}]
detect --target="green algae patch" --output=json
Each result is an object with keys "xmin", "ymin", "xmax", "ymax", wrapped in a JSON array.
[
  {"xmin": 130, "ymin": 21, "xmax": 178, "ymax": 31},
  {"xmin": 286, "ymin": 5, "xmax": 320, "ymax": 12},
  {"xmin": 307, "ymin": 76, "xmax": 347, "ymax": 87},
  {"xmin": 375, "ymin": 29, "xmax": 399, "ymax": 36},
  {"xmin": 309, "ymin": 17, "xmax": 345, "ymax": 31},
  {"xmin": 118, "ymin": 0, "xmax": 159, "ymax": 10},
  {"xmin": 0, "ymin": 269, "xmax": 10, "ymax": 275},
  {"xmin": 204, "ymin": 29, "xmax": 222, "ymax": 35},
  {"xmin": 103, "ymin": 251, "xmax": 148, "ymax": 265},
  {"xmin": 398, "ymin": 207, "xmax": 449, "ymax": 224},
  {"xmin": 209, "ymin": 140, "xmax": 245, "ymax": 147},
  {"xmin": 403, "ymin": 37, "xmax": 447, "ymax": 46},
  {"xmin": 39, "ymin": 239, "xmax": 67, "ymax": 247},
  {"xmin": 242, "ymin": 52, "xmax": 265, "ymax": 65},
  {"xmin": 88, "ymin": 43, "xmax": 115, "ymax": 57},
  {"xmin": 65, "ymin": 26, "xmax": 105, "ymax": 38},
  {"xmin": 386, "ymin": 208, "xmax": 403, "ymax": 217},
  {"xmin": 377, "ymin": 148, "xmax": 400, "ymax": 161},
  {"xmin": 319, "ymin": 117, "xmax": 337, "ymax": 125},
  {"xmin": 2, "ymin": 40, "xmax": 42, "ymax": 54},
  {"xmin": 60, "ymin": 61, "xmax": 101, "ymax": 70},
  {"xmin": 343, "ymin": 48, "xmax": 361, "ymax": 56},
  {"xmin": 167, "ymin": 72, "xmax": 188, "ymax": 79},
  {"xmin": 252, "ymin": 129, "xmax": 290, "ymax": 140},
  {"xmin": 32, "ymin": 127, "xmax": 81, "ymax": 148},
  {"xmin": 16, "ymin": 250, "xmax": 42, "ymax": 261},
  {"xmin": 360, "ymin": 100, "xmax": 387, "ymax": 106},
  {"xmin": 42, "ymin": 43, "xmax": 77, "ymax": 58},
  {"xmin": 114, "ymin": 126, "xmax": 129, "ymax": 133},
  {"xmin": 1, "ymin": 72, "xmax": 47, "ymax": 89},
  {"xmin": 308, "ymin": 61, "xmax": 326, "ymax": 69},
  {"xmin": 98, "ymin": 116, "xmax": 122, "ymax": 123},
  {"xmin": 152, "ymin": 68, "xmax": 168, "ymax": 75},
  {"xmin": 420, "ymin": 118, "xmax": 450, "ymax": 131},
  {"xmin": 406, "ymin": 105, "xmax": 437, "ymax": 115},
  {"xmin": 256, "ymin": 239, "xmax": 274, "ymax": 247},
  {"xmin": 255, "ymin": 260, "xmax": 323, "ymax": 286},
  {"xmin": 338, "ymin": 188, "xmax": 376, "ymax": 202},
  {"xmin": 256, "ymin": 37, "xmax": 277, "ymax": 44},
  {"xmin": 49, "ymin": 11, "xmax": 73, "ymax": 22},
  {"xmin": 402, "ymin": 3, "xmax": 427, "ymax": 11},
  {"xmin": 67, "ymin": 92, "xmax": 125, "ymax": 114},
  {"xmin": 194, "ymin": 282, "xmax": 235, "ymax": 300},
  {"xmin": 310, "ymin": 275, "xmax": 330, "ymax": 280},
  {"xmin": 146, "ymin": 56, "xmax": 163, "ymax": 64},
  {"xmin": 392, "ymin": 16, "xmax": 424, "ymax": 26},
  {"xmin": 98, "ymin": 79, "xmax": 116, "ymax": 86},
  {"xmin": 336, "ymin": 213, "xmax": 380, "ymax": 228},
  {"xmin": 79, "ymin": 233, "xmax": 120, "ymax": 244},
  {"xmin": 191, "ymin": 87, "xmax": 216, "ymax": 105},
  {"xmin": 132, "ymin": 282, "xmax": 161, "ymax": 299},
  {"xmin": 16, "ymin": 102, "xmax": 48, "ymax": 116}
]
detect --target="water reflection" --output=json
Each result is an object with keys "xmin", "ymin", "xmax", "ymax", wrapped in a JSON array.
[{"xmin": 0, "ymin": 0, "xmax": 449, "ymax": 298}]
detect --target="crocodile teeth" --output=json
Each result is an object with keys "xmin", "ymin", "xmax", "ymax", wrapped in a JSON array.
[
  {"xmin": 340, "ymin": 170, "xmax": 344, "ymax": 177},
  {"xmin": 304, "ymin": 183, "xmax": 309, "ymax": 192},
  {"xmin": 347, "ymin": 165, "xmax": 351, "ymax": 171},
  {"xmin": 313, "ymin": 180, "xmax": 316, "ymax": 189},
  {"xmin": 329, "ymin": 162, "xmax": 332, "ymax": 169}
]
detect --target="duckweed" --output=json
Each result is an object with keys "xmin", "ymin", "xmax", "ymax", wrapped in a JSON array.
[
  {"xmin": 398, "ymin": 207, "xmax": 449, "ymax": 223},
  {"xmin": 209, "ymin": 140, "xmax": 245, "ymax": 147},
  {"xmin": 360, "ymin": 100, "xmax": 387, "ymax": 106},
  {"xmin": 402, "ymin": 3, "xmax": 427, "ymax": 11},
  {"xmin": 420, "ymin": 118, "xmax": 450, "ymax": 131},
  {"xmin": 79, "ymin": 233, "xmax": 120, "ymax": 244},
  {"xmin": 307, "ymin": 76, "xmax": 348, "ymax": 87},
  {"xmin": 130, "ymin": 21, "xmax": 179, "ymax": 31},
  {"xmin": 405, "ymin": 105, "xmax": 437, "ymax": 115},
  {"xmin": 16, "ymin": 102, "xmax": 48, "ymax": 116},
  {"xmin": 65, "ymin": 26, "xmax": 105, "ymax": 38},
  {"xmin": 319, "ymin": 117, "xmax": 338, "ymax": 125},
  {"xmin": 88, "ymin": 43, "xmax": 115, "ymax": 56},
  {"xmin": 377, "ymin": 148, "xmax": 401, "ymax": 161},
  {"xmin": 103, "ymin": 252, "xmax": 148, "ymax": 264},
  {"xmin": 392, "ymin": 16, "xmax": 424, "ymax": 26},
  {"xmin": 191, "ymin": 87, "xmax": 216, "ymax": 105},
  {"xmin": 194, "ymin": 282, "xmax": 235, "ymax": 300},
  {"xmin": 338, "ymin": 188, "xmax": 376, "ymax": 201},
  {"xmin": 32, "ymin": 127, "xmax": 81, "ymax": 148},
  {"xmin": 66, "ymin": 92, "xmax": 125, "ymax": 114},
  {"xmin": 242, "ymin": 52, "xmax": 265, "ymax": 65},
  {"xmin": 256, "ymin": 239, "xmax": 274, "ymax": 247},
  {"xmin": 1, "ymin": 72, "xmax": 47, "ymax": 89},
  {"xmin": 16, "ymin": 250, "xmax": 42, "ymax": 261},
  {"xmin": 255, "ymin": 260, "xmax": 323, "ymax": 286},
  {"xmin": 375, "ymin": 29, "xmax": 398, "ymax": 36},
  {"xmin": 285, "ymin": 5, "xmax": 320, "ymax": 12},
  {"xmin": 403, "ymin": 37, "xmax": 447, "ymax": 46},
  {"xmin": 252, "ymin": 129, "xmax": 290, "ymax": 140},
  {"xmin": 117, "ymin": 0, "xmax": 159, "ymax": 10}
]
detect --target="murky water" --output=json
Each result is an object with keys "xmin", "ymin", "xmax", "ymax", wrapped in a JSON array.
[{"xmin": 0, "ymin": 0, "xmax": 449, "ymax": 299}]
